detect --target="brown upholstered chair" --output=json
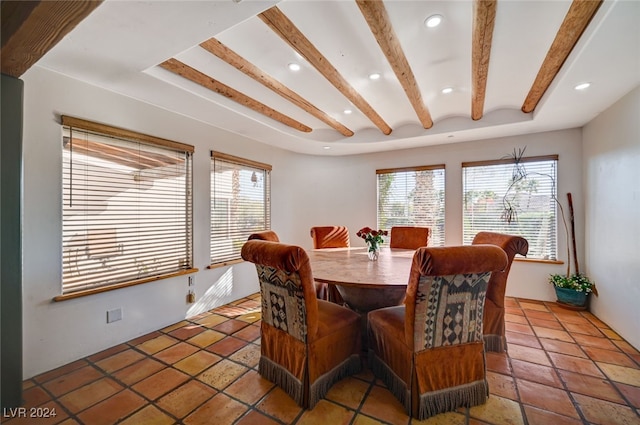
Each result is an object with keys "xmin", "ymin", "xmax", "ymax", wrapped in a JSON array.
[
  {"xmin": 247, "ymin": 230, "xmax": 280, "ymax": 242},
  {"xmin": 241, "ymin": 240, "xmax": 362, "ymax": 408},
  {"xmin": 472, "ymin": 232, "xmax": 528, "ymax": 352},
  {"xmin": 310, "ymin": 226, "xmax": 350, "ymax": 249},
  {"xmin": 368, "ymin": 245, "xmax": 508, "ymax": 420},
  {"xmin": 389, "ymin": 226, "xmax": 430, "ymax": 249},
  {"xmin": 309, "ymin": 226, "xmax": 349, "ymax": 303}
]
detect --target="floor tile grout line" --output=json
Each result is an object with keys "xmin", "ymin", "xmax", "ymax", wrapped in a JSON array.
[
  {"xmin": 519, "ymin": 298, "xmax": 639, "ymax": 423},
  {"xmin": 509, "ymin": 299, "xmax": 590, "ymax": 424},
  {"xmin": 509, "ymin": 299, "xmax": 531, "ymax": 425},
  {"xmin": 81, "ymin": 308, "xmax": 260, "ymax": 425},
  {"xmin": 524, "ymin": 300, "xmax": 591, "ymax": 424},
  {"xmin": 350, "ymin": 375, "xmax": 401, "ymax": 425},
  {"xmin": 71, "ymin": 348, "xmax": 190, "ymax": 424},
  {"xmin": 12, "ymin": 295, "xmax": 640, "ymax": 425},
  {"xmin": 65, "ymin": 326, "xmax": 250, "ymax": 424}
]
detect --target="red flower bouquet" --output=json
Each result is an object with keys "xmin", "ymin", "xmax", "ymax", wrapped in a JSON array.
[{"xmin": 356, "ymin": 227, "xmax": 388, "ymax": 253}]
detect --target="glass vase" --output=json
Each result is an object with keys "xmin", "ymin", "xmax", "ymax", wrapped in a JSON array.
[{"xmin": 367, "ymin": 246, "xmax": 379, "ymax": 261}]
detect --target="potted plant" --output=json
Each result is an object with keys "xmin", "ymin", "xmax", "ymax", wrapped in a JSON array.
[
  {"xmin": 549, "ymin": 273, "xmax": 595, "ymax": 308},
  {"xmin": 501, "ymin": 148, "xmax": 597, "ymax": 309},
  {"xmin": 548, "ymin": 192, "xmax": 597, "ymax": 309}
]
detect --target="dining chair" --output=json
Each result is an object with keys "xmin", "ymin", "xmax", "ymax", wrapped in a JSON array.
[
  {"xmin": 367, "ymin": 245, "xmax": 508, "ymax": 420},
  {"xmin": 247, "ymin": 230, "xmax": 280, "ymax": 242},
  {"xmin": 389, "ymin": 226, "xmax": 430, "ymax": 249},
  {"xmin": 309, "ymin": 225, "xmax": 350, "ymax": 249},
  {"xmin": 472, "ymin": 231, "xmax": 529, "ymax": 352},
  {"xmin": 241, "ymin": 239, "xmax": 362, "ymax": 408},
  {"xmin": 309, "ymin": 226, "xmax": 350, "ymax": 303}
]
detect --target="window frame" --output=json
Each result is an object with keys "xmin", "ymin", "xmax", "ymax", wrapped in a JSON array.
[
  {"xmin": 209, "ymin": 151, "xmax": 272, "ymax": 268},
  {"xmin": 56, "ymin": 116, "xmax": 196, "ymax": 301},
  {"xmin": 376, "ymin": 164, "xmax": 446, "ymax": 247},
  {"xmin": 462, "ymin": 154, "xmax": 559, "ymax": 261}
]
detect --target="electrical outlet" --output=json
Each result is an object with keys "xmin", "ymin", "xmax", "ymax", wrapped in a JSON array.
[
  {"xmin": 188, "ymin": 276, "xmax": 194, "ymax": 286},
  {"xmin": 107, "ymin": 308, "xmax": 122, "ymax": 323}
]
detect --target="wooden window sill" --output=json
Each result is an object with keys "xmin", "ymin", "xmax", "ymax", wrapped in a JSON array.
[
  {"xmin": 53, "ymin": 268, "xmax": 199, "ymax": 301},
  {"xmin": 207, "ymin": 259, "xmax": 244, "ymax": 270},
  {"xmin": 514, "ymin": 258, "xmax": 564, "ymax": 265}
]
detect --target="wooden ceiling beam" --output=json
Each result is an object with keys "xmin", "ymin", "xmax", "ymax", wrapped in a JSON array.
[
  {"xmin": 471, "ymin": 0, "xmax": 497, "ymax": 121},
  {"xmin": 159, "ymin": 58, "xmax": 312, "ymax": 133},
  {"xmin": 356, "ymin": 0, "xmax": 433, "ymax": 129},
  {"xmin": 259, "ymin": 6, "xmax": 392, "ymax": 135},
  {"xmin": 522, "ymin": 0, "xmax": 603, "ymax": 113},
  {"xmin": 200, "ymin": 38, "xmax": 353, "ymax": 137},
  {"xmin": 1, "ymin": 0, "xmax": 103, "ymax": 78}
]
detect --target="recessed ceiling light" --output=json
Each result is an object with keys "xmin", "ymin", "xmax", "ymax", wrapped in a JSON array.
[
  {"xmin": 323, "ymin": 146, "xmax": 331, "ymax": 150},
  {"xmin": 344, "ymin": 109, "xmax": 352, "ymax": 114},
  {"xmin": 288, "ymin": 63, "xmax": 301, "ymax": 71},
  {"xmin": 368, "ymin": 73, "xmax": 381, "ymax": 80},
  {"xmin": 425, "ymin": 14, "xmax": 443, "ymax": 28},
  {"xmin": 441, "ymin": 87, "xmax": 453, "ymax": 94},
  {"xmin": 574, "ymin": 82, "xmax": 591, "ymax": 90}
]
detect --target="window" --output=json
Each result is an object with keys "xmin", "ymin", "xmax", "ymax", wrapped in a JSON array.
[
  {"xmin": 377, "ymin": 165, "xmax": 445, "ymax": 246},
  {"xmin": 210, "ymin": 151, "xmax": 271, "ymax": 266},
  {"xmin": 59, "ymin": 116, "xmax": 194, "ymax": 299},
  {"xmin": 462, "ymin": 155, "xmax": 558, "ymax": 260}
]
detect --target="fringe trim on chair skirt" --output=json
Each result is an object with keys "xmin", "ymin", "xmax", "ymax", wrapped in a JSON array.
[
  {"xmin": 368, "ymin": 349, "xmax": 411, "ymax": 414},
  {"xmin": 418, "ymin": 379, "xmax": 489, "ymax": 420},
  {"xmin": 259, "ymin": 356, "xmax": 304, "ymax": 406},
  {"xmin": 483, "ymin": 334, "xmax": 506, "ymax": 353},
  {"xmin": 309, "ymin": 354, "xmax": 362, "ymax": 408}
]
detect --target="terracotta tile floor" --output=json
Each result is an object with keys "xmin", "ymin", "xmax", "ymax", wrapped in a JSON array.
[{"xmin": 7, "ymin": 295, "xmax": 640, "ymax": 425}]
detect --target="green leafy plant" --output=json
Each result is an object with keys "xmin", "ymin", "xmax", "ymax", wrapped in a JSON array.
[{"xmin": 549, "ymin": 273, "xmax": 595, "ymax": 293}]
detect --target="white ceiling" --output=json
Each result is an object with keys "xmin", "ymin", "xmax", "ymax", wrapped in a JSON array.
[{"xmin": 36, "ymin": 0, "xmax": 640, "ymax": 156}]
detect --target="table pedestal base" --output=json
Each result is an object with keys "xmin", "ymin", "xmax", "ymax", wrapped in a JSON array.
[
  {"xmin": 335, "ymin": 285, "xmax": 406, "ymax": 353},
  {"xmin": 335, "ymin": 286, "xmax": 406, "ymax": 313}
]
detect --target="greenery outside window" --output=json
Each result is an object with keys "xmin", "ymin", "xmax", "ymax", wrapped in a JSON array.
[
  {"xmin": 462, "ymin": 155, "xmax": 558, "ymax": 260},
  {"xmin": 210, "ymin": 151, "xmax": 271, "ymax": 266},
  {"xmin": 60, "ymin": 116, "xmax": 194, "ymax": 300},
  {"xmin": 377, "ymin": 165, "xmax": 445, "ymax": 246}
]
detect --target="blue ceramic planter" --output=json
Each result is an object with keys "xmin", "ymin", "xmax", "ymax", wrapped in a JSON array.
[{"xmin": 554, "ymin": 286, "xmax": 587, "ymax": 307}]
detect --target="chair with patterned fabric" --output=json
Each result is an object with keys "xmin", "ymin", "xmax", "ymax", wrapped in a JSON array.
[
  {"xmin": 248, "ymin": 230, "xmax": 280, "ymax": 242},
  {"xmin": 367, "ymin": 245, "xmax": 508, "ymax": 420},
  {"xmin": 309, "ymin": 226, "xmax": 350, "ymax": 303},
  {"xmin": 241, "ymin": 239, "xmax": 362, "ymax": 409},
  {"xmin": 472, "ymin": 232, "xmax": 528, "ymax": 352},
  {"xmin": 389, "ymin": 226, "xmax": 430, "ymax": 249}
]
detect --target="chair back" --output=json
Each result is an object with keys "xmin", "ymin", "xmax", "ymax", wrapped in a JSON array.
[
  {"xmin": 404, "ymin": 245, "xmax": 508, "ymax": 351},
  {"xmin": 248, "ymin": 230, "xmax": 280, "ymax": 242},
  {"xmin": 310, "ymin": 226, "xmax": 350, "ymax": 249},
  {"xmin": 390, "ymin": 226, "xmax": 430, "ymax": 249},
  {"xmin": 241, "ymin": 240, "xmax": 318, "ymax": 342},
  {"xmin": 471, "ymin": 232, "xmax": 528, "ymax": 306}
]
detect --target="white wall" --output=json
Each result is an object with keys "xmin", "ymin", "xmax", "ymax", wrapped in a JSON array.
[
  {"xmin": 21, "ymin": 67, "xmax": 299, "ymax": 378},
  {"xmin": 285, "ymin": 131, "xmax": 585, "ymax": 304},
  {"xmin": 583, "ymin": 85, "xmax": 640, "ymax": 350},
  {"xmin": 21, "ymin": 65, "xmax": 587, "ymax": 378}
]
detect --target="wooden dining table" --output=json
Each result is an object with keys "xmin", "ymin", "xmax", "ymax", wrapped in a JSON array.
[{"xmin": 305, "ymin": 247, "xmax": 415, "ymax": 312}]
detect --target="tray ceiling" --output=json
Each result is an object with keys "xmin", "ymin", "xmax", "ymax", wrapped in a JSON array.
[{"xmin": 32, "ymin": 0, "xmax": 640, "ymax": 155}]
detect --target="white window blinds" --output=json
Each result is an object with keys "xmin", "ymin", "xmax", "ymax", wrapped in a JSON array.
[
  {"xmin": 61, "ymin": 116, "xmax": 194, "ymax": 298},
  {"xmin": 462, "ymin": 155, "xmax": 558, "ymax": 260},
  {"xmin": 377, "ymin": 165, "xmax": 446, "ymax": 246},
  {"xmin": 210, "ymin": 151, "xmax": 271, "ymax": 266}
]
